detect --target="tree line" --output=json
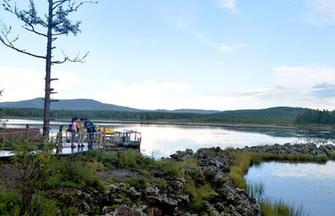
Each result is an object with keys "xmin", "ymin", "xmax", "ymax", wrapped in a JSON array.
[
  {"xmin": 0, "ymin": 107, "xmax": 298, "ymax": 125},
  {"xmin": 295, "ymin": 109, "xmax": 335, "ymax": 124}
]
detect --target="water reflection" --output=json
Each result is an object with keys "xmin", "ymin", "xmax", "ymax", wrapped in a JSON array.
[
  {"xmin": 111, "ymin": 124, "xmax": 335, "ymax": 158},
  {"xmin": 3, "ymin": 119, "xmax": 335, "ymax": 157},
  {"xmin": 246, "ymin": 161, "xmax": 335, "ymax": 216}
]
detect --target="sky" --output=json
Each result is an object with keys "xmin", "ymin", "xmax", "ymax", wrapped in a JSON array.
[{"xmin": 1, "ymin": 0, "xmax": 335, "ymax": 111}]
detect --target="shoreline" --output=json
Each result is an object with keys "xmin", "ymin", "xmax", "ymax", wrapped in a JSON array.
[
  {"xmin": 4, "ymin": 116, "xmax": 334, "ymax": 131},
  {"xmin": 0, "ymin": 141, "xmax": 334, "ymax": 215}
]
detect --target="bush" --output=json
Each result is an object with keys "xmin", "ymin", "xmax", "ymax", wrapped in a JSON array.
[
  {"xmin": 45, "ymin": 158, "xmax": 104, "ymax": 191},
  {"xmin": 0, "ymin": 189, "xmax": 20, "ymax": 216},
  {"xmin": 28, "ymin": 192, "xmax": 59, "ymax": 216},
  {"xmin": 186, "ymin": 180, "xmax": 217, "ymax": 211}
]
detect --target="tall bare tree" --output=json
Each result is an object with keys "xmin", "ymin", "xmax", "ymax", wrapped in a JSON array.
[{"xmin": 0, "ymin": 0, "xmax": 96, "ymax": 141}]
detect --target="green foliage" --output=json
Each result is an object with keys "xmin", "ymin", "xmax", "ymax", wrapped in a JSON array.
[
  {"xmin": 45, "ymin": 158, "xmax": 104, "ymax": 191},
  {"xmin": 0, "ymin": 106, "xmax": 307, "ymax": 125},
  {"xmin": 185, "ymin": 180, "xmax": 217, "ymax": 211},
  {"xmin": 260, "ymin": 199, "xmax": 304, "ymax": 216},
  {"xmin": 3, "ymin": 139, "xmax": 104, "ymax": 215},
  {"xmin": 89, "ymin": 149, "xmax": 156, "ymax": 171},
  {"xmin": 329, "ymin": 151, "xmax": 335, "ymax": 160},
  {"xmin": 0, "ymin": 188, "xmax": 20, "ymax": 216},
  {"xmin": 11, "ymin": 140, "xmax": 53, "ymax": 216},
  {"xmin": 28, "ymin": 192, "xmax": 59, "ymax": 216},
  {"xmin": 295, "ymin": 109, "xmax": 335, "ymax": 124},
  {"xmin": 156, "ymin": 159, "xmax": 185, "ymax": 177},
  {"xmin": 126, "ymin": 177, "xmax": 147, "ymax": 190},
  {"xmin": 247, "ymin": 181, "xmax": 264, "ymax": 201}
]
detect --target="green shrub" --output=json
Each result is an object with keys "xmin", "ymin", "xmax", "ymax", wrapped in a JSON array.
[
  {"xmin": 186, "ymin": 180, "xmax": 217, "ymax": 211},
  {"xmin": 330, "ymin": 151, "xmax": 335, "ymax": 160},
  {"xmin": 126, "ymin": 177, "xmax": 147, "ymax": 190},
  {"xmin": 157, "ymin": 159, "xmax": 184, "ymax": 177},
  {"xmin": 29, "ymin": 192, "xmax": 59, "ymax": 216},
  {"xmin": 0, "ymin": 189, "xmax": 20, "ymax": 216},
  {"xmin": 45, "ymin": 158, "xmax": 104, "ymax": 191}
]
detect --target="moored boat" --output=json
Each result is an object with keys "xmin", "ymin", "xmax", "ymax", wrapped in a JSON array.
[{"xmin": 103, "ymin": 129, "xmax": 141, "ymax": 149}]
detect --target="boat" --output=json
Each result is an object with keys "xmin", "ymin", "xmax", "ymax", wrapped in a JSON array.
[{"xmin": 103, "ymin": 129, "xmax": 141, "ymax": 149}]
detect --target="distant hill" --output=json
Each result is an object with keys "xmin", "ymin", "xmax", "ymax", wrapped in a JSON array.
[
  {"xmin": 0, "ymin": 98, "xmax": 310, "ymax": 121},
  {"xmin": 213, "ymin": 106, "xmax": 311, "ymax": 124},
  {"xmin": 0, "ymin": 98, "xmax": 221, "ymax": 114},
  {"xmin": 219, "ymin": 107, "xmax": 310, "ymax": 118},
  {"xmin": 0, "ymin": 98, "xmax": 141, "ymax": 112},
  {"xmin": 156, "ymin": 109, "xmax": 220, "ymax": 114},
  {"xmin": 0, "ymin": 98, "xmax": 314, "ymax": 124}
]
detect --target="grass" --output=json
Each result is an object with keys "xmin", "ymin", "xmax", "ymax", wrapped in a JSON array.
[
  {"xmin": 247, "ymin": 181, "xmax": 264, "ymax": 201},
  {"xmin": 260, "ymin": 199, "xmax": 304, "ymax": 216},
  {"xmin": 0, "ymin": 188, "xmax": 20, "ymax": 216},
  {"xmin": 330, "ymin": 151, "xmax": 335, "ymax": 160},
  {"xmin": 185, "ymin": 181, "xmax": 217, "ymax": 211},
  {"xmin": 248, "ymin": 182, "xmax": 305, "ymax": 216}
]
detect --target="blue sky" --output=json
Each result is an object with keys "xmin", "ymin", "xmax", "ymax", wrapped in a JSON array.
[{"xmin": 1, "ymin": 0, "xmax": 335, "ymax": 110}]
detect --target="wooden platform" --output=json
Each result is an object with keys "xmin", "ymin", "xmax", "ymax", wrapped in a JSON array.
[
  {"xmin": 0, "ymin": 143, "xmax": 104, "ymax": 159},
  {"xmin": 0, "ymin": 128, "xmax": 42, "ymax": 141}
]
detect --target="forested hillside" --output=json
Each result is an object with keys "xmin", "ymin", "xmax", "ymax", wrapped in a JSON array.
[{"xmin": 0, "ymin": 106, "xmax": 314, "ymax": 125}]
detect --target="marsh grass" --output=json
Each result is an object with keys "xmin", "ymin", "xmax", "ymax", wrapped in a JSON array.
[
  {"xmin": 260, "ymin": 199, "xmax": 305, "ymax": 216},
  {"xmin": 247, "ymin": 181, "xmax": 264, "ymax": 201},
  {"xmin": 248, "ymin": 182, "xmax": 305, "ymax": 216}
]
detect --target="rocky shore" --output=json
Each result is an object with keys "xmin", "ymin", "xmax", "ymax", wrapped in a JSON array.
[
  {"xmin": 103, "ymin": 147, "xmax": 259, "ymax": 216},
  {"xmin": 1, "ymin": 143, "xmax": 334, "ymax": 215},
  {"xmin": 101, "ymin": 143, "xmax": 335, "ymax": 216},
  {"xmin": 237, "ymin": 143, "xmax": 335, "ymax": 156}
]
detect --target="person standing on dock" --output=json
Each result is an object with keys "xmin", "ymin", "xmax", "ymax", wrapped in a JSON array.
[
  {"xmin": 78, "ymin": 118, "xmax": 86, "ymax": 148},
  {"xmin": 84, "ymin": 118, "xmax": 96, "ymax": 147},
  {"xmin": 71, "ymin": 117, "xmax": 79, "ymax": 148}
]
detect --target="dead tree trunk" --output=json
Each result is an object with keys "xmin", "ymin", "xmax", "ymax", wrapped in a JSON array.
[
  {"xmin": 0, "ymin": 0, "xmax": 95, "ymax": 144},
  {"xmin": 42, "ymin": 0, "xmax": 54, "ymax": 139}
]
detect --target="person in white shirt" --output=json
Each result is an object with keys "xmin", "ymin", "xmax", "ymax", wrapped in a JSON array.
[{"xmin": 71, "ymin": 117, "xmax": 79, "ymax": 148}]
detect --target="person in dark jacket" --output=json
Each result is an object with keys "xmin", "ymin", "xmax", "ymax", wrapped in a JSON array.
[{"xmin": 83, "ymin": 118, "xmax": 96, "ymax": 146}]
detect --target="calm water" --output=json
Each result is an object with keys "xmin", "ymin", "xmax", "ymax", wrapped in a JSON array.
[
  {"xmin": 4, "ymin": 119, "xmax": 335, "ymax": 157},
  {"xmin": 246, "ymin": 161, "xmax": 335, "ymax": 216}
]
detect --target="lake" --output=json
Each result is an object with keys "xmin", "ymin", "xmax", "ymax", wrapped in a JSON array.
[
  {"xmin": 246, "ymin": 161, "xmax": 335, "ymax": 216},
  {"xmin": 4, "ymin": 118, "xmax": 335, "ymax": 158},
  {"xmin": 3, "ymin": 118, "xmax": 335, "ymax": 214}
]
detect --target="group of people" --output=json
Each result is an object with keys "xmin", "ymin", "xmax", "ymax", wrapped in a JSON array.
[{"xmin": 68, "ymin": 118, "xmax": 96, "ymax": 148}]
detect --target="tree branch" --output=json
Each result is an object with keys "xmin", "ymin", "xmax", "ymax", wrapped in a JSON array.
[
  {"xmin": 0, "ymin": 24, "xmax": 46, "ymax": 59},
  {"xmin": 3, "ymin": 0, "xmax": 48, "ymax": 27},
  {"xmin": 21, "ymin": 24, "xmax": 47, "ymax": 37},
  {"xmin": 52, "ymin": 50, "xmax": 89, "ymax": 64}
]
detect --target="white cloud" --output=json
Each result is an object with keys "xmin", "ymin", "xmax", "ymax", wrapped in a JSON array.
[
  {"xmin": 207, "ymin": 66, "xmax": 335, "ymax": 109},
  {"xmin": 219, "ymin": 43, "xmax": 246, "ymax": 53},
  {"xmin": 0, "ymin": 67, "xmax": 88, "ymax": 102},
  {"xmin": 99, "ymin": 80, "xmax": 191, "ymax": 110},
  {"xmin": 273, "ymin": 66, "xmax": 335, "ymax": 89},
  {"xmin": 305, "ymin": 0, "xmax": 335, "ymax": 25},
  {"xmin": 3, "ymin": 66, "xmax": 335, "ymax": 110},
  {"xmin": 192, "ymin": 30, "xmax": 246, "ymax": 53},
  {"xmin": 216, "ymin": 0, "xmax": 239, "ymax": 14}
]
